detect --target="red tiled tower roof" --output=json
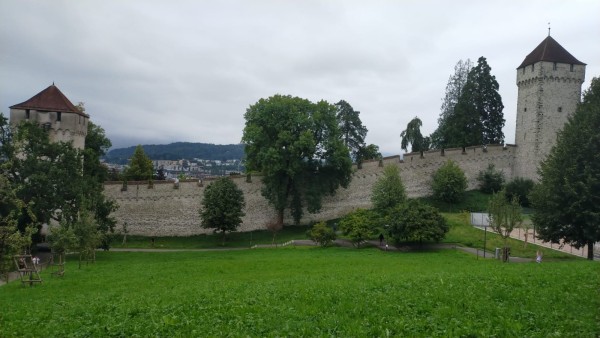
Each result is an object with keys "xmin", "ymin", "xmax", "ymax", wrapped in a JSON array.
[
  {"xmin": 10, "ymin": 84, "xmax": 88, "ymax": 117},
  {"xmin": 517, "ymin": 36, "xmax": 586, "ymax": 69}
]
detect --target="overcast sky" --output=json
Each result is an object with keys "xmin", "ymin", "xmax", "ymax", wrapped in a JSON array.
[{"xmin": 1, "ymin": 0, "xmax": 599, "ymax": 155}]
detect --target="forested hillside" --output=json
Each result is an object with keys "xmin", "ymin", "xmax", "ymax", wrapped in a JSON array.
[{"xmin": 104, "ymin": 142, "xmax": 245, "ymax": 164}]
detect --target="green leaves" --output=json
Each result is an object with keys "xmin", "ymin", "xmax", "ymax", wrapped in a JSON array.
[
  {"xmin": 371, "ymin": 165, "xmax": 406, "ymax": 212},
  {"xmin": 434, "ymin": 57, "xmax": 504, "ymax": 148},
  {"xmin": 124, "ymin": 145, "xmax": 153, "ymax": 181},
  {"xmin": 242, "ymin": 95, "xmax": 352, "ymax": 224},
  {"xmin": 387, "ymin": 199, "xmax": 448, "ymax": 244},
  {"xmin": 431, "ymin": 160, "xmax": 467, "ymax": 203},
  {"xmin": 400, "ymin": 117, "xmax": 430, "ymax": 152},
  {"xmin": 339, "ymin": 209, "xmax": 378, "ymax": 247},
  {"xmin": 200, "ymin": 177, "xmax": 246, "ymax": 244},
  {"xmin": 307, "ymin": 221, "xmax": 336, "ymax": 247}
]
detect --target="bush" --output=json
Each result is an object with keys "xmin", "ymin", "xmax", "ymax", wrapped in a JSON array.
[
  {"xmin": 431, "ymin": 160, "xmax": 467, "ymax": 203},
  {"xmin": 476, "ymin": 164, "xmax": 505, "ymax": 194},
  {"xmin": 371, "ymin": 165, "xmax": 406, "ymax": 212},
  {"xmin": 387, "ymin": 199, "xmax": 448, "ymax": 244},
  {"xmin": 339, "ymin": 209, "xmax": 378, "ymax": 248},
  {"xmin": 307, "ymin": 221, "xmax": 336, "ymax": 247},
  {"xmin": 505, "ymin": 177, "xmax": 535, "ymax": 207}
]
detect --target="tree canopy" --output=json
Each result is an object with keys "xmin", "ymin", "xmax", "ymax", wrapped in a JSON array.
[
  {"xmin": 335, "ymin": 100, "xmax": 368, "ymax": 163},
  {"xmin": 371, "ymin": 165, "xmax": 406, "ymax": 212},
  {"xmin": 400, "ymin": 116, "xmax": 430, "ymax": 152},
  {"xmin": 430, "ymin": 59, "xmax": 472, "ymax": 149},
  {"xmin": 242, "ymin": 95, "xmax": 352, "ymax": 224},
  {"xmin": 387, "ymin": 199, "xmax": 448, "ymax": 244},
  {"xmin": 0, "ymin": 112, "xmax": 117, "ymax": 250},
  {"xmin": 199, "ymin": 177, "xmax": 245, "ymax": 245},
  {"xmin": 124, "ymin": 145, "xmax": 153, "ymax": 181},
  {"xmin": 531, "ymin": 77, "xmax": 600, "ymax": 260},
  {"xmin": 432, "ymin": 57, "xmax": 504, "ymax": 148},
  {"xmin": 431, "ymin": 160, "xmax": 467, "ymax": 203}
]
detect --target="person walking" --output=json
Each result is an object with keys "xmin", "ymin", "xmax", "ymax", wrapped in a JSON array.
[{"xmin": 379, "ymin": 233, "xmax": 384, "ymax": 246}]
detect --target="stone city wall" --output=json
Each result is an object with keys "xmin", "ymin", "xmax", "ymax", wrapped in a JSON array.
[{"xmin": 104, "ymin": 144, "xmax": 516, "ymax": 236}]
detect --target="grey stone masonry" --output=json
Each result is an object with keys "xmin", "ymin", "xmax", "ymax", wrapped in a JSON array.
[{"xmin": 514, "ymin": 60, "xmax": 585, "ymax": 180}]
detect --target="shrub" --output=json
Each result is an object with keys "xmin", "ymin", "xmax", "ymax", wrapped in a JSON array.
[
  {"xmin": 307, "ymin": 221, "xmax": 336, "ymax": 247},
  {"xmin": 339, "ymin": 209, "xmax": 378, "ymax": 248},
  {"xmin": 371, "ymin": 165, "xmax": 406, "ymax": 213},
  {"xmin": 476, "ymin": 164, "xmax": 505, "ymax": 193},
  {"xmin": 505, "ymin": 177, "xmax": 535, "ymax": 207},
  {"xmin": 431, "ymin": 160, "xmax": 467, "ymax": 203},
  {"xmin": 387, "ymin": 199, "xmax": 448, "ymax": 244}
]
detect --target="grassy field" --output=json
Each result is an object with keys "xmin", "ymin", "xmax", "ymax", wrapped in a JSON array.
[
  {"xmin": 1, "ymin": 248, "xmax": 598, "ymax": 337},
  {"xmin": 109, "ymin": 211, "xmax": 575, "ymax": 260},
  {"xmin": 111, "ymin": 225, "xmax": 311, "ymax": 249}
]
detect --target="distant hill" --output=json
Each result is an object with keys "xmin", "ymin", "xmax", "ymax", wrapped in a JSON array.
[{"xmin": 104, "ymin": 142, "xmax": 245, "ymax": 164}]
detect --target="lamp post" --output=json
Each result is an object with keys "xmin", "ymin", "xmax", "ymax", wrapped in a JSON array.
[{"xmin": 483, "ymin": 225, "xmax": 487, "ymax": 258}]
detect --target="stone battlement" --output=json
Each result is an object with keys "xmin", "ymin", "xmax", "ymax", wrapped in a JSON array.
[{"xmin": 104, "ymin": 144, "xmax": 517, "ymax": 237}]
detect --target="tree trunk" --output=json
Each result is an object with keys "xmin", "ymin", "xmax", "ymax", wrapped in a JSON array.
[
  {"xmin": 277, "ymin": 210, "xmax": 284, "ymax": 227},
  {"xmin": 222, "ymin": 230, "xmax": 226, "ymax": 247},
  {"xmin": 587, "ymin": 240, "xmax": 595, "ymax": 260}
]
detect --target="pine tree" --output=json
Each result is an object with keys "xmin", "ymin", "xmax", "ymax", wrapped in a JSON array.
[
  {"xmin": 439, "ymin": 57, "xmax": 504, "ymax": 148},
  {"xmin": 125, "ymin": 145, "xmax": 153, "ymax": 181},
  {"xmin": 430, "ymin": 59, "xmax": 472, "ymax": 149},
  {"xmin": 335, "ymin": 100, "xmax": 368, "ymax": 162}
]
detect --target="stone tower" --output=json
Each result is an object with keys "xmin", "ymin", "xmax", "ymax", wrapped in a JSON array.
[
  {"xmin": 9, "ymin": 84, "xmax": 89, "ymax": 150},
  {"xmin": 514, "ymin": 36, "xmax": 586, "ymax": 180}
]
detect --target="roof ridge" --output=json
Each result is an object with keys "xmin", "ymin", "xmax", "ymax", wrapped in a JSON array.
[
  {"xmin": 517, "ymin": 36, "xmax": 585, "ymax": 69},
  {"xmin": 9, "ymin": 84, "xmax": 88, "ymax": 117}
]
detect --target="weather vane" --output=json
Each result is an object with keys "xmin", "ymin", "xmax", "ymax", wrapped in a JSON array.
[{"xmin": 548, "ymin": 22, "xmax": 551, "ymax": 36}]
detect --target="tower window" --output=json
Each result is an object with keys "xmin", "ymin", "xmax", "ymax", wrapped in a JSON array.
[
  {"xmin": 570, "ymin": 64, "xmax": 574, "ymax": 72},
  {"xmin": 25, "ymin": 110, "xmax": 30, "ymax": 119},
  {"xmin": 531, "ymin": 64, "xmax": 534, "ymax": 72},
  {"xmin": 558, "ymin": 107, "xmax": 562, "ymax": 112},
  {"xmin": 57, "ymin": 112, "xmax": 61, "ymax": 122},
  {"xmin": 522, "ymin": 68, "xmax": 525, "ymax": 74},
  {"xmin": 553, "ymin": 62, "xmax": 557, "ymax": 70},
  {"xmin": 524, "ymin": 108, "xmax": 527, "ymax": 112}
]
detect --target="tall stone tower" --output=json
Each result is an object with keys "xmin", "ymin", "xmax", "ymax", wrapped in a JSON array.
[
  {"xmin": 9, "ymin": 84, "xmax": 89, "ymax": 150},
  {"xmin": 514, "ymin": 36, "xmax": 586, "ymax": 180}
]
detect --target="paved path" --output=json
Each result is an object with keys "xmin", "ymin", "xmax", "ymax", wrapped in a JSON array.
[{"xmin": 473, "ymin": 225, "xmax": 599, "ymax": 260}]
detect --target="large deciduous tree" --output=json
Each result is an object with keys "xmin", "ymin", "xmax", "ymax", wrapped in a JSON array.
[
  {"xmin": 242, "ymin": 95, "xmax": 352, "ymax": 225},
  {"xmin": 335, "ymin": 100, "xmax": 368, "ymax": 163},
  {"xmin": 124, "ymin": 145, "xmax": 154, "ymax": 181},
  {"xmin": 531, "ymin": 77, "xmax": 600, "ymax": 260},
  {"xmin": 200, "ymin": 177, "xmax": 246, "ymax": 245},
  {"xmin": 400, "ymin": 117, "xmax": 430, "ymax": 152},
  {"xmin": 0, "ymin": 110, "xmax": 117, "ymax": 249},
  {"xmin": 1, "ymin": 117, "xmax": 84, "ymax": 228}
]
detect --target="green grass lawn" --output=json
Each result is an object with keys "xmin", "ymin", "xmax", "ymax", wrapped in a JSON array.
[
  {"xmin": 442, "ymin": 213, "xmax": 576, "ymax": 260},
  {"xmin": 1, "ymin": 248, "xmax": 598, "ymax": 337},
  {"xmin": 111, "ymin": 225, "xmax": 311, "ymax": 249}
]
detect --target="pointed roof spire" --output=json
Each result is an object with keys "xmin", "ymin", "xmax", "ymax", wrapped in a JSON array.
[
  {"xmin": 517, "ymin": 36, "xmax": 586, "ymax": 69},
  {"xmin": 10, "ymin": 84, "xmax": 88, "ymax": 117}
]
